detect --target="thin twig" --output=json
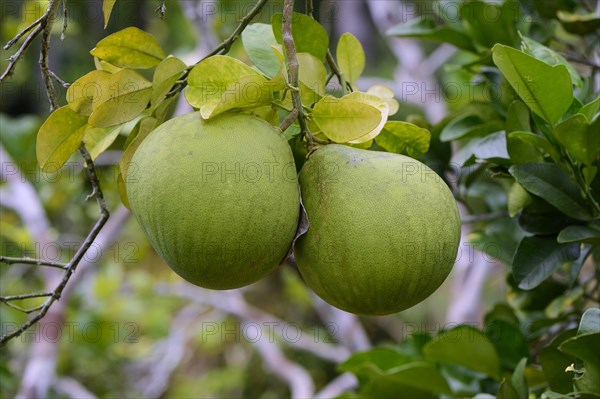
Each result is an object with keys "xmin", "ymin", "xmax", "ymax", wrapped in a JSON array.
[
  {"xmin": 61, "ymin": 0, "xmax": 68, "ymax": 40},
  {"xmin": 0, "ymin": 146, "xmax": 110, "ymax": 346},
  {"xmin": 49, "ymin": 70, "xmax": 70, "ymax": 88},
  {"xmin": 0, "ymin": 256, "xmax": 67, "ymax": 270},
  {"xmin": 1, "ymin": 292, "xmax": 53, "ymax": 302},
  {"xmin": 0, "ymin": 0, "xmax": 60, "ymax": 83}
]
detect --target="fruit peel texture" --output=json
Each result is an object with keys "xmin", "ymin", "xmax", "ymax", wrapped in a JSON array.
[
  {"xmin": 294, "ymin": 144, "xmax": 460, "ymax": 315},
  {"xmin": 127, "ymin": 112, "xmax": 300, "ymax": 289}
]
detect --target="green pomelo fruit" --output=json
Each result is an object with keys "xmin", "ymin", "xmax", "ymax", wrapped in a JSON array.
[
  {"xmin": 127, "ymin": 112, "xmax": 300, "ymax": 289},
  {"xmin": 294, "ymin": 144, "xmax": 460, "ymax": 315}
]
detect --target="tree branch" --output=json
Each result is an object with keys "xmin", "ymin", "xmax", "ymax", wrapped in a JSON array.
[
  {"xmin": 0, "ymin": 257, "xmax": 67, "ymax": 270},
  {"xmin": 280, "ymin": 0, "xmax": 318, "ymax": 150}
]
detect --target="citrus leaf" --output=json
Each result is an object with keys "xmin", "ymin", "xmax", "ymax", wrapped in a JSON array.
[
  {"xmin": 506, "ymin": 99, "xmax": 531, "ymax": 133},
  {"xmin": 440, "ymin": 114, "xmax": 503, "ymax": 142},
  {"xmin": 367, "ymin": 85, "xmax": 399, "ymax": 115},
  {"xmin": 424, "ymin": 325, "xmax": 501, "ymax": 378},
  {"xmin": 520, "ymin": 36, "xmax": 582, "ymax": 88},
  {"xmin": 508, "ymin": 182, "xmax": 533, "ymax": 217},
  {"xmin": 83, "ymin": 124, "xmax": 122, "ymax": 160},
  {"xmin": 343, "ymin": 92, "xmax": 389, "ymax": 143},
  {"xmin": 151, "ymin": 56, "xmax": 186, "ymax": 108},
  {"xmin": 90, "ymin": 27, "xmax": 165, "ymax": 69},
  {"xmin": 102, "ymin": 0, "xmax": 117, "ymax": 28},
  {"xmin": 66, "ymin": 70, "xmax": 111, "ymax": 115},
  {"xmin": 509, "ymin": 163, "xmax": 593, "ymax": 221},
  {"xmin": 242, "ymin": 23, "xmax": 280, "ymax": 78},
  {"xmin": 554, "ymin": 114, "xmax": 600, "ymax": 166},
  {"xmin": 376, "ymin": 121, "xmax": 431, "ymax": 158},
  {"xmin": 460, "ymin": 0, "xmax": 519, "ymax": 49},
  {"xmin": 557, "ymin": 222, "xmax": 600, "ymax": 245},
  {"xmin": 94, "ymin": 57, "xmax": 121, "ymax": 73},
  {"xmin": 512, "ymin": 236, "xmax": 580, "ymax": 290},
  {"xmin": 507, "ymin": 131, "xmax": 561, "ymax": 163},
  {"xmin": 336, "ymin": 32, "xmax": 365, "ymax": 84},
  {"xmin": 185, "ymin": 55, "xmax": 271, "ymax": 114},
  {"xmin": 492, "ymin": 44, "xmax": 573, "ymax": 126},
  {"xmin": 557, "ymin": 11, "xmax": 600, "ymax": 35},
  {"xmin": 297, "ymin": 52, "xmax": 326, "ymax": 105},
  {"xmin": 272, "ymin": 12, "xmax": 329, "ymax": 61},
  {"xmin": 579, "ymin": 95, "xmax": 600, "ymax": 122},
  {"xmin": 312, "ymin": 96, "xmax": 381, "ymax": 143},
  {"xmin": 386, "ymin": 17, "xmax": 475, "ymax": 52},
  {"xmin": 36, "ymin": 106, "xmax": 88, "ymax": 169},
  {"xmin": 88, "ymin": 69, "xmax": 152, "ymax": 128}
]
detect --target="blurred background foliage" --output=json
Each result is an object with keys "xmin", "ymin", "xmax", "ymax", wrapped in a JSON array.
[{"xmin": 1, "ymin": 0, "xmax": 599, "ymax": 398}]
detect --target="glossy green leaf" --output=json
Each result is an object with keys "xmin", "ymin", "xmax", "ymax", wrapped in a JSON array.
[
  {"xmin": 520, "ymin": 36, "xmax": 582, "ymax": 88},
  {"xmin": 91, "ymin": 27, "xmax": 165, "ymax": 69},
  {"xmin": 512, "ymin": 236, "xmax": 580, "ymax": 290},
  {"xmin": 185, "ymin": 55, "xmax": 273, "ymax": 118},
  {"xmin": 83, "ymin": 125, "xmax": 122, "ymax": 160},
  {"xmin": 440, "ymin": 114, "xmax": 503, "ymax": 142},
  {"xmin": 341, "ymin": 350, "xmax": 452, "ymax": 396},
  {"xmin": 559, "ymin": 332, "xmax": 600, "ymax": 366},
  {"xmin": 36, "ymin": 106, "xmax": 88, "ymax": 168},
  {"xmin": 555, "ymin": 114, "xmax": 600, "ymax": 166},
  {"xmin": 336, "ymin": 33, "xmax": 365, "ymax": 84},
  {"xmin": 578, "ymin": 307, "xmax": 600, "ymax": 335},
  {"xmin": 506, "ymin": 99, "xmax": 531, "ymax": 133},
  {"xmin": 340, "ymin": 347, "xmax": 413, "ymax": 374},
  {"xmin": 423, "ymin": 325, "xmax": 501, "ymax": 378},
  {"xmin": 579, "ymin": 95, "xmax": 600, "ymax": 122},
  {"xmin": 377, "ymin": 121, "xmax": 431, "ymax": 158},
  {"xmin": 88, "ymin": 69, "xmax": 152, "ymax": 128},
  {"xmin": 312, "ymin": 96, "xmax": 381, "ymax": 143},
  {"xmin": 102, "ymin": 0, "xmax": 117, "ymax": 28},
  {"xmin": 471, "ymin": 131, "xmax": 510, "ymax": 161},
  {"xmin": 557, "ymin": 11, "xmax": 600, "ymax": 35},
  {"xmin": 508, "ymin": 182, "xmax": 533, "ymax": 217},
  {"xmin": 386, "ymin": 17, "xmax": 475, "ymax": 52},
  {"xmin": 508, "ymin": 131, "xmax": 560, "ymax": 163},
  {"xmin": 272, "ymin": 12, "xmax": 329, "ymax": 61},
  {"xmin": 540, "ymin": 346, "xmax": 576, "ymax": 394},
  {"xmin": 242, "ymin": 23, "xmax": 280, "ymax": 78},
  {"xmin": 558, "ymin": 223, "xmax": 600, "ymax": 245},
  {"xmin": 460, "ymin": 0, "xmax": 519, "ymax": 49},
  {"xmin": 151, "ymin": 56, "xmax": 187, "ymax": 108},
  {"xmin": 509, "ymin": 163, "xmax": 593, "ymax": 221},
  {"xmin": 492, "ymin": 44, "xmax": 573, "ymax": 125},
  {"xmin": 66, "ymin": 70, "xmax": 111, "ymax": 115}
]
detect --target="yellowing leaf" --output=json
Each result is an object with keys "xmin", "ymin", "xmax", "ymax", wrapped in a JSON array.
[
  {"xmin": 367, "ymin": 85, "xmax": 399, "ymax": 115},
  {"xmin": 119, "ymin": 116, "xmax": 158, "ymax": 181},
  {"xmin": 185, "ymin": 55, "xmax": 276, "ymax": 118},
  {"xmin": 151, "ymin": 56, "xmax": 187, "ymax": 108},
  {"xmin": 336, "ymin": 33, "xmax": 365, "ymax": 84},
  {"xmin": 36, "ymin": 106, "xmax": 88, "ymax": 168},
  {"xmin": 312, "ymin": 96, "xmax": 381, "ymax": 143},
  {"xmin": 343, "ymin": 92, "xmax": 389, "ymax": 144},
  {"xmin": 102, "ymin": 0, "xmax": 117, "ymax": 28},
  {"xmin": 88, "ymin": 69, "xmax": 152, "ymax": 127},
  {"xmin": 90, "ymin": 27, "xmax": 165, "ymax": 69},
  {"xmin": 66, "ymin": 70, "xmax": 111, "ymax": 115},
  {"xmin": 94, "ymin": 57, "xmax": 121, "ymax": 73},
  {"xmin": 83, "ymin": 125, "xmax": 122, "ymax": 160},
  {"xmin": 298, "ymin": 52, "xmax": 326, "ymax": 105}
]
